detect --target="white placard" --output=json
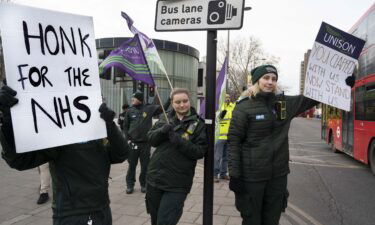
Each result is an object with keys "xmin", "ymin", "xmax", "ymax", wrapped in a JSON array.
[
  {"xmin": 0, "ymin": 4, "xmax": 106, "ymax": 153},
  {"xmin": 303, "ymin": 22, "xmax": 365, "ymax": 111},
  {"xmin": 155, "ymin": 0, "xmax": 245, "ymax": 31}
]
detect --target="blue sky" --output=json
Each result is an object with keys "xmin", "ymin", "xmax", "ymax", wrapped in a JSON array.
[{"xmin": 12, "ymin": 0, "xmax": 375, "ymax": 94}]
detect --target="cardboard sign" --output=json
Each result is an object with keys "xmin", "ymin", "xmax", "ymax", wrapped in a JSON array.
[
  {"xmin": 303, "ymin": 22, "xmax": 365, "ymax": 111},
  {"xmin": 0, "ymin": 4, "xmax": 106, "ymax": 153}
]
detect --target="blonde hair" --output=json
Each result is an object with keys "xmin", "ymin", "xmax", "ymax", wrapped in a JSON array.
[
  {"xmin": 170, "ymin": 88, "xmax": 190, "ymax": 101},
  {"xmin": 249, "ymin": 82, "xmax": 279, "ymax": 98}
]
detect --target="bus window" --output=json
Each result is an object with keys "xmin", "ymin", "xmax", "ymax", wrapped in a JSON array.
[
  {"xmin": 355, "ymin": 86, "xmax": 366, "ymax": 120},
  {"xmin": 365, "ymin": 84, "xmax": 375, "ymax": 121}
]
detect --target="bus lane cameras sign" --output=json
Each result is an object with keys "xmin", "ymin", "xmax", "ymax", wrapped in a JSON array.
[{"xmin": 155, "ymin": 0, "xmax": 245, "ymax": 31}]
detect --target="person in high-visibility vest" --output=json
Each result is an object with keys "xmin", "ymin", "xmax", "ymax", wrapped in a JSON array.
[{"xmin": 214, "ymin": 94, "xmax": 236, "ymax": 182}]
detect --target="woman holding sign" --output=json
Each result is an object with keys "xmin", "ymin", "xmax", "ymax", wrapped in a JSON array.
[
  {"xmin": 0, "ymin": 85, "xmax": 129, "ymax": 225},
  {"xmin": 227, "ymin": 65, "xmax": 355, "ymax": 225}
]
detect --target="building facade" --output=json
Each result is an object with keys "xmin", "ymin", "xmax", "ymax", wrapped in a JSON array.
[{"xmin": 96, "ymin": 37, "xmax": 200, "ymax": 115}]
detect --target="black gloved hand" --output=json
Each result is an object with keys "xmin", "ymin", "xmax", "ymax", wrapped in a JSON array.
[
  {"xmin": 160, "ymin": 123, "xmax": 173, "ymax": 134},
  {"xmin": 169, "ymin": 131, "xmax": 184, "ymax": 146},
  {"xmin": 0, "ymin": 86, "xmax": 18, "ymax": 113},
  {"xmin": 229, "ymin": 177, "xmax": 244, "ymax": 194},
  {"xmin": 99, "ymin": 103, "xmax": 116, "ymax": 123},
  {"xmin": 219, "ymin": 110, "xmax": 227, "ymax": 119},
  {"xmin": 345, "ymin": 74, "xmax": 355, "ymax": 88}
]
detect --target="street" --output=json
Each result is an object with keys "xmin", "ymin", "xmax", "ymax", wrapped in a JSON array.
[
  {"xmin": 0, "ymin": 117, "xmax": 375, "ymax": 225},
  {"xmin": 287, "ymin": 118, "xmax": 375, "ymax": 225}
]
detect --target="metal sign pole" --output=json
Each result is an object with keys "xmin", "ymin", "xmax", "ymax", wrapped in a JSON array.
[{"xmin": 203, "ymin": 29, "xmax": 217, "ymax": 225}]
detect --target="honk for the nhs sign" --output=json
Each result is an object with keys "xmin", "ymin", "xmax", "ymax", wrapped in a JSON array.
[{"xmin": 0, "ymin": 4, "xmax": 106, "ymax": 153}]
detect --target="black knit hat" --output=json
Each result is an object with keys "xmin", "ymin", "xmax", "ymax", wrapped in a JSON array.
[
  {"xmin": 250, "ymin": 65, "xmax": 278, "ymax": 84},
  {"xmin": 132, "ymin": 91, "xmax": 144, "ymax": 102}
]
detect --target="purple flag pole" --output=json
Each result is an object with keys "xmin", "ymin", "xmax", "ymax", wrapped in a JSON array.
[
  {"xmin": 199, "ymin": 58, "xmax": 228, "ymax": 118},
  {"xmin": 136, "ymin": 34, "xmax": 170, "ymax": 124}
]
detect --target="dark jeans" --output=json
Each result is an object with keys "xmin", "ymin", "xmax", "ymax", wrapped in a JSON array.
[
  {"xmin": 53, "ymin": 205, "xmax": 112, "ymax": 225},
  {"xmin": 146, "ymin": 184, "xmax": 187, "ymax": 225},
  {"xmin": 126, "ymin": 142, "xmax": 151, "ymax": 187},
  {"xmin": 234, "ymin": 175, "xmax": 288, "ymax": 225},
  {"xmin": 214, "ymin": 139, "xmax": 228, "ymax": 177}
]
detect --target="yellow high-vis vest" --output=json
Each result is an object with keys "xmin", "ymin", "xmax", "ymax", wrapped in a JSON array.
[{"xmin": 219, "ymin": 102, "xmax": 235, "ymax": 140}]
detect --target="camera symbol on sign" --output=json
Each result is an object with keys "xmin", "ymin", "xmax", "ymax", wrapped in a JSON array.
[{"xmin": 207, "ymin": 0, "xmax": 238, "ymax": 24}]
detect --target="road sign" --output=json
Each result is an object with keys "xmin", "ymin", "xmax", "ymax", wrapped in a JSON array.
[{"xmin": 155, "ymin": 0, "xmax": 245, "ymax": 31}]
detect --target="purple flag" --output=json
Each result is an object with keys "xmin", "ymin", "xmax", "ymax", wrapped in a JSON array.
[
  {"xmin": 121, "ymin": 11, "xmax": 169, "ymax": 79},
  {"xmin": 199, "ymin": 58, "xmax": 228, "ymax": 118},
  {"xmin": 99, "ymin": 34, "xmax": 155, "ymax": 86}
]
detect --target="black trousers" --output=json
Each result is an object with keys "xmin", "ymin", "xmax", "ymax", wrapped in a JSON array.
[
  {"xmin": 126, "ymin": 142, "xmax": 151, "ymax": 187},
  {"xmin": 53, "ymin": 205, "xmax": 112, "ymax": 225},
  {"xmin": 146, "ymin": 184, "xmax": 187, "ymax": 225},
  {"xmin": 235, "ymin": 175, "xmax": 288, "ymax": 225}
]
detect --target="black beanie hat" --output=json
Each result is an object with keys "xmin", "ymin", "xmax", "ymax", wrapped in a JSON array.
[
  {"xmin": 250, "ymin": 65, "xmax": 278, "ymax": 84},
  {"xmin": 132, "ymin": 91, "xmax": 144, "ymax": 102}
]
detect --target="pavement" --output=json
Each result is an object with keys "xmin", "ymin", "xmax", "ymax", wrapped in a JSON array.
[{"xmin": 0, "ymin": 158, "xmax": 294, "ymax": 225}]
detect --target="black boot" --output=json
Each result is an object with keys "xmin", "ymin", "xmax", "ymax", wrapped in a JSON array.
[{"xmin": 37, "ymin": 193, "xmax": 49, "ymax": 204}]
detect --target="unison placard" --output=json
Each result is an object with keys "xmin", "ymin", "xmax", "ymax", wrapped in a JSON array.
[
  {"xmin": 303, "ymin": 22, "xmax": 365, "ymax": 111},
  {"xmin": 0, "ymin": 4, "xmax": 106, "ymax": 153}
]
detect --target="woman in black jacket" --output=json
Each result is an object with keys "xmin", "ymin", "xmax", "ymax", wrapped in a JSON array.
[
  {"xmin": 146, "ymin": 88, "xmax": 207, "ymax": 225},
  {"xmin": 228, "ymin": 65, "xmax": 354, "ymax": 225}
]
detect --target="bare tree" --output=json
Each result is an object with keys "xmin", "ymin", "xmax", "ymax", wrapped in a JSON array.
[
  {"xmin": 218, "ymin": 36, "xmax": 280, "ymax": 97},
  {"xmin": 0, "ymin": 0, "xmax": 12, "ymax": 2}
]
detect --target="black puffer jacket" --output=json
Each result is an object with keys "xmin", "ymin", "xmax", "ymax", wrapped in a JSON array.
[
  {"xmin": 124, "ymin": 99, "xmax": 171, "ymax": 143},
  {"xmin": 146, "ymin": 108, "xmax": 207, "ymax": 193},
  {"xmin": 1, "ymin": 120, "xmax": 129, "ymax": 218},
  {"xmin": 228, "ymin": 93, "xmax": 318, "ymax": 182}
]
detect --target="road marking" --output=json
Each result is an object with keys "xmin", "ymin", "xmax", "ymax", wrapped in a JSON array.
[
  {"xmin": 289, "ymin": 148, "xmax": 326, "ymax": 152},
  {"xmin": 290, "ymin": 141, "xmax": 326, "ymax": 145},
  {"xmin": 288, "ymin": 202, "xmax": 325, "ymax": 225},
  {"xmin": 290, "ymin": 161, "xmax": 364, "ymax": 169},
  {"xmin": 285, "ymin": 209, "xmax": 309, "ymax": 225}
]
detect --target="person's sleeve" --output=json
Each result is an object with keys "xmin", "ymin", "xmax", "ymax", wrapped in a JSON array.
[
  {"xmin": 105, "ymin": 121, "xmax": 130, "ymax": 164},
  {"xmin": 287, "ymin": 95, "xmax": 320, "ymax": 118},
  {"xmin": 227, "ymin": 104, "xmax": 248, "ymax": 178},
  {"xmin": 123, "ymin": 111, "xmax": 130, "ymax": 139},
  {"xmin": 0, "ymin": 117, "xmax": 57, "ymax": 170},
  {"xmin": 147, "ymin": 120, "xmax": 169, "ymax": 147},
  {"xmin": 175, "ymin": 122, "xmax": 208, "ymax": 160},
  {"xmin": 154, "ymin": 98, "xmax": 171, "ymax": 115}
]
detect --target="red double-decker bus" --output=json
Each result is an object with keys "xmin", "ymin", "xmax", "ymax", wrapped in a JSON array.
[{"xmin": 321, "ymin": 3, "xmax": 375, "ymax": 175}]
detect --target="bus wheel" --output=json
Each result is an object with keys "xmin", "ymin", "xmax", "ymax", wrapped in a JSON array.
[
  {"xmin": 369, "ymin": 141, "xmax": 375, "ymax": 176},
  {"xmin": 330, "ymin": 133, "xmax": 339, "ymax": 153}
]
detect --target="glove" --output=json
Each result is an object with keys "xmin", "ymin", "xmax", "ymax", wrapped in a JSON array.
[
  {"xmin": 0, "ymin": 86, "xmax": 18, "ymax": 113},
  {"xmin": 160, "ymin": 123, "xmax": 173, "ymax": 134},
  {"xmin": 169, "ymin": 131, "xmax": 184, "ymax": 146},
  {"xmin": 219, "ymin": 110, "xmax": 227, "ymax": 119},
  {"xmin": 345, "ymin": 74, "xmax": 355, "ymax": 88},
  {"xmin": 99, "ymin": 103, "xmax": 115, "ymax": 123},
  {"xmin": 229, "ymin": 177, "xmax": 244, "ymax": 194}
]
